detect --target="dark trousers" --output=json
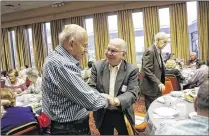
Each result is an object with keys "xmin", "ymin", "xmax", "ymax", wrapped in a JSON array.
[
  {"xmin": 51, "ymin": 116, "xmax": 90, "ymax": 135},
  {"xmin": 144, "ymin": 91, "xmax": 162, "ymax": 112},
  {"xmin": 98, "ymin": 110, "xmax": 129, "ymax": 135}
]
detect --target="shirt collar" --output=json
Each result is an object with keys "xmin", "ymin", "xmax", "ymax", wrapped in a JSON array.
[
  {"xmin": 192, "ymin": 115, "xmax": 209, "ymax": 125},
  {"xmin": 109, "ymin": 61, "xmax": 122, "ymax": 70},
  {"xmin": 55, "ymin": 45, "xmax": 80, "ymax": 66},
  {"xmin": 154, "ymin": 44, "xmax": 161, "ymax": 54}
]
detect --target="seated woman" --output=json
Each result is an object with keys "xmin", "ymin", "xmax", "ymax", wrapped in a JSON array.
[
  {"xmin": 1, "ymin": 88, "xmax": 38, "ymax": 135},
  {"xmin": 5, "ymin": 69, "xmax": 27, "ymax": 93},
  {"xmin": 20, "ymin": 68, "xmax": 42, "ymax": 95},
  {"xmin": 165, "ymin": 59, "xmax": 185, "ymax": 90}
]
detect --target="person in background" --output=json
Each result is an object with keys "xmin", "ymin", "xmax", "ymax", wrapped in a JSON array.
[
  {"xmin": 5, "ymin": 69, "xmax": 27, "ymax": 93},
  {"xmin": 140, "ymin": 32, "xmax": 168, "ymax": 111},
  {"xmin": 42, "ymin": 24, "xmax": 108, "ymax": 135},
  {"xmin": 1, "ymin": 70, "xmax": 7, "ymax": 80},
  {"xmin": 156, "ymin": 79, "xmax": 209, "ymax": 135},
  {"xmin": 89, "ymin": 38, "xmax": 138, "ymax": 135},
  {"xmin": 187, "ymin": 52, "xmax": 199, "ymax": 67},
  {"xmin": 18, "ymin": 68, "xmax": 42, "ymax": 95},
  {"xmin": 184, "ymin": 60, "xmax": 208, "ymax": 89},
  {"xmin": 165, "ymin": 59, "xmax": 185, "ymax": 90},
  {"xmin": 1, "ymin": 88, "xmax": 38, "ymax": 135},
  {"xmin": 81, "ymin": 61, "xmax": 94, "ymax": 83},
  {"xmin": 18, "ymin": 65, "xmax": 29, "ymax": 81}
]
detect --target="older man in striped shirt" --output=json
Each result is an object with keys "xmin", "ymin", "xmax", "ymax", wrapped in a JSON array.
[{"xmin": 42, "ymin": 24, "xmax": 108, "ymax": 135}]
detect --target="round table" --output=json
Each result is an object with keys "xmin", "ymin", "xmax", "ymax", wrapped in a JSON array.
[{"xmin": 147, "ymin": 92, "xmax": 194, "ymax": 135}]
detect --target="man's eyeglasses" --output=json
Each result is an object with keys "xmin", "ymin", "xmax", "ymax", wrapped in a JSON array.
[{"xmin": 105, "ymin": 48, "xmax": 124, "ymax": 54}]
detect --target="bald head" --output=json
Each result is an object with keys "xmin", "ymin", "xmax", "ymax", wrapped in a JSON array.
[
  {"xmin": 59, "ymin": 24, "xmax": 87, "ymax": 46},
  {"xmin": 109, "ymin": 38, "xmax": 127, "ymax": 53}
]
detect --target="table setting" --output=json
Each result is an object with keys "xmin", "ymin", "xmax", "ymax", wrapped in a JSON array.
[{"xmin": 147, "ymin": 89, "xmax": 199, "ymax": 135}]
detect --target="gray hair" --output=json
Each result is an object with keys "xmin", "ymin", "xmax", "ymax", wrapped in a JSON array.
[
  {"xmin": 109, "ymin": 38, "xmax": 127, "ymax": 53},
  {"xmin": 26, "ymin": 68, "xmax": 39, "ymax": 78},
  {"xmin": 154, "ymin": 32, "xmax": 168, "ymax": 41},
  {"xmin": 59, "ymin": 24, "xmax": 87, "ymax": 45},
  {"xmin": 190, "ymin": 52, "xmax": 197, "ymax": 56}
]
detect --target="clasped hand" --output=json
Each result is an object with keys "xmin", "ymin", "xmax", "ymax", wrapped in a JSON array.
[{"xmin": 100, "ymin": 93, "xmax": 120, "ymax": 106}]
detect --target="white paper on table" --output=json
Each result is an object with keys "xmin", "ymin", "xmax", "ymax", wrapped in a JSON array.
[
  {"xmin": 135, "ymin": 115, "xmax": 145, "ymax": 125},
  {"xmin": 154, "ymin": 107, "xmax": 179, "ymax": 117},
  {"xmin": 152, "ymin": 113, "xmax": 174, "ymax": 119}
]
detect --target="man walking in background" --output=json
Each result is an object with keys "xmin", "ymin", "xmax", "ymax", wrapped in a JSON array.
[{"xmin": 140, "ymin": 32, "xmax": 168, "ymax": 111}]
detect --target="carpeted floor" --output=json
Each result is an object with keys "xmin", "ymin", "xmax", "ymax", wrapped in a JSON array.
[{"xmin": 89, "ymin": 97, "xmax": 146, "ymax": 135}]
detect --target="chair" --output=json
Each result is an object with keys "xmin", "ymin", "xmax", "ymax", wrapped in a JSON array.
[
  {"xmin": 6, "ymin": 122, "xmax": 40, "ymax": 135},
  {"xmin": 25, "ymin": 77, "xmax": 31, "ymax": 87},
  {"xmin": 163, "ymin": 78, "xmax": 174, "ymax": 95},
  {"xmin": 135, "ymin": 112, "xmax": 147, "ymax": 132},
  {"xmin": 1, "ymin": 79, "xmax": 5, "ymax": 88},
  {"xmin": 166, "ymin": 74, "xmax": 179, "ymax": 91}
]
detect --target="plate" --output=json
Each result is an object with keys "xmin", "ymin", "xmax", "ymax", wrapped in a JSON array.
[
  {"xmin": 154, "ymin": 107, "xmax": 179, "ymax": 117},
  {"xmin": 189, "ymin": 112, "xmax": 197, "ymax": 118}
]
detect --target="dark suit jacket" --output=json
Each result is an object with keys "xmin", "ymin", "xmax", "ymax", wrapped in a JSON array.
[
  {"xmin": 88, "ymin": 59, "xmax": 138, "ymax": 129},
  {"xmin": 140, "ymin": 45, "xmax": 165, "ymax": 97}
]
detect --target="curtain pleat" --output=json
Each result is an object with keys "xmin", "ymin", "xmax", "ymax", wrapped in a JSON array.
[
  {"xmin": 198, "ymin": 1, "xmax": 209, "ymax": 62},
  {"xmin": 14, "ymin": 26, "xmax": 30, "ymax": 70},
  {"xmin": 65, "ymin": 16, "xmax": 88, "ymax": 68},
  {"xmin": 1, "ymin": 28, "xmax": 13, "ymax": 71},
  {"xmin": 32, "ymin": 23, "xmax": 46, "ymax": 73},
  {"xmin": 50, "ymin": 19, "xmax": 64, "ymax": 50},
  {"xmin": 169, "ymin": 3, "xmax": 190, "ymax": 62},
  {"xmin": 143, "ymin": 6, "xmax": 160, "ymax": 48},
  {"xmin": 93, "ymin": 13, "xmax": 109, "ymax": 60},
  {"xmin": 118, "ymin": 10, "xmax": 136, "ymax": 64}
]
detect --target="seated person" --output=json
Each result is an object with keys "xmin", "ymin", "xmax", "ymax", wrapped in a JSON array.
[
  {"xmin": 187, "ymin": 52, "xmax": 199, "ymax": 67},
  {"xmin": 184, "ymin": 60, "xmax": 208, "ymax": 89},
  {"xmin": 156, "ymin": 79, "xmax": 209, "ymax": 135},
  {"xmin": 165, "ymin": 59, "xmax": 185, "ymax": 90},
  {"xmin": 1, "ymin": 70, "xmax": 7, "ymax": 80},
  {"xmin": 19, "ymin": 68, "xmax": 42, "ymax": 95},
  {"xmin": 18, "ymin": 65, "xmax": 29, "ymax": 81},
  {"xmin": 1, "ymin": 88, "xmax": 38, "ymax": 135},
  {"xmin": 5, "ymin": 69, "xmax": 27, "ymax": 93}
]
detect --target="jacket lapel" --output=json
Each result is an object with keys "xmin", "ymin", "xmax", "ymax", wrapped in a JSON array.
[
  {"xmin": 153, "ymin": 45, "xmax": 161, "ymax": 69},
  {"xmin": 114, "ymin": 60, "xmax": 127, "ymax": 96},
  {"xmin": 101, "ymin": 60, "xmax": 110, "ymax": 94}
]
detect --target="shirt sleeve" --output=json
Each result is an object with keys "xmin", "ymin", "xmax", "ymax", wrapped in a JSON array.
[{"xmin": 57, "ymin": 64, "xmax": 108, "ymax": 111}]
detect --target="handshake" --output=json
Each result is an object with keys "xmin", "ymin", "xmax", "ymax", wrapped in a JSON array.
[{"xmin": 100, "ymin": 93, "xmax": 120, "ymax": 107}]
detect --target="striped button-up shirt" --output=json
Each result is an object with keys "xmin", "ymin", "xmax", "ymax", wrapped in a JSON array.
[{"xmin": 42, "ymin": 45, "xmax": 108, "ymax": 123}]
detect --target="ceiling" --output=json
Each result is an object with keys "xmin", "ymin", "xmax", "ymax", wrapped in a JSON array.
[{"xmin": 1, "ymin": 1, "xmax": 62, "ymax": 14}]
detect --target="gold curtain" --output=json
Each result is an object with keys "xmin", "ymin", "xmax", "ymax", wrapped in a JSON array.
[
  {"xmin": 198, "ymin": 1, "xmax": 209, "ymax": 62},
  {"xmin": 50, "ymin": 19, "xmax": 64, "ymax": 50},
  {"xmin": 143, "ymin": 6, "xmax": 160, "ymax": 48},
  {"xmin": 170, "ymin": 3, "xmax": 190, "ymax": 62},
  {"xmin": 14, "ymin": 26, "xmax": 30, "ymax": 70},
  {"xmin": 1, "ymin": 28, "xmax": 13, "ymax": 71},
  {"xmin": 32, "ymin": 23, "xmax": 46, "ymax": 73},
  {"xmin": 118, "ymin": 10, "xmax": 136, "ymax": 64},
  {"xmin": 93, "ymin": 13, "xmax": 109, "ymax": 60}
]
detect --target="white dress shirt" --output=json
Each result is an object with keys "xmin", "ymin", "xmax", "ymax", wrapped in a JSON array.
[{"xmin": 109, "ymin": 61, "xmax": 122, "ymax": 97}]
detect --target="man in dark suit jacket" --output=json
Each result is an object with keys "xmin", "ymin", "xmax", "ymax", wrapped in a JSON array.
[
  {"xmin": 89, "ymin": 38, "xmax": 138, "ymax": 135},
  {"xmin": 140, "ymin": 32, "xmax": 168, "ymax": 111}
]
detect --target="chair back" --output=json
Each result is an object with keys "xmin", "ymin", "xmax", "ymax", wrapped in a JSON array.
[
  {"xmin": 1, "ymin": 79, "xmax": 5, "ymax": 88},
  {"xmin": 166, "ymin": 74, "xmax": 179, "ymax": 91},
  {"xmin": 163, "ymin": 78, "xmax": 174, "ymax": 95}
]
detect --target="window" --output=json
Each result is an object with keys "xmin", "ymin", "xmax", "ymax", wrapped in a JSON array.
[
  {"xmin": 187, "ymin": 1, "xmax": 198, "ymax": 57},
  {"xmin": 108, "ymin": 15, "xmax": 118, "ymax": 39},
  {"xmin": 132, "ymin": 12, "xmax": 144, "ymax": 66},
  {"xmin": 44, "ymin": 22, "xmax": 53, "ymax": 55},
  {"xmin": 159, "ymin": 7, "xmax": 171, "ymax": 57},
  {"xmin": 26, "ymin": 28, "xmax": 35, "ymax": 67},
  {"xmin": 9, "ymin": 31, "xmax": 18, "ymax": 69},
  {"xmin": 85, "ymin": 18, "xmax": 95, "ymax": 61}
]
